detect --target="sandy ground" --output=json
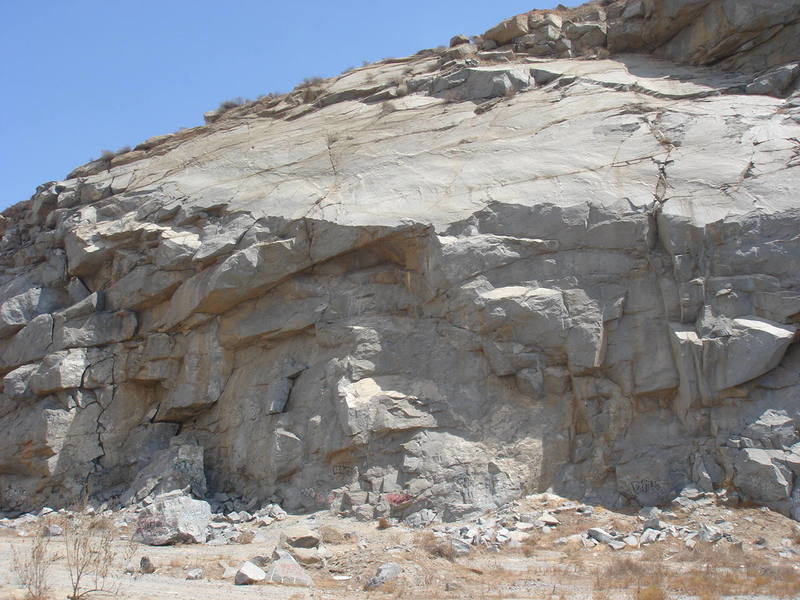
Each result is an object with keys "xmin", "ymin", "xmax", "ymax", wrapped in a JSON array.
[{"xmin": 2, "ymin": 495, "xmax": 800, "ymax": 600}]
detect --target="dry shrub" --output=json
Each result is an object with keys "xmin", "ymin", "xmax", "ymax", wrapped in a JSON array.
[
  {"xmin": 293, "ymin": 76, "xmax": 325, "ymax": 103},
  {"xmin": 521, "ymin": 532, "xmax": 539, "ymax": 557},
  {"xmin": 672, "ymin": 567, "xmax": 731, "ymax": 598},
  {"xmin": 63, "ymin": 514, "xmax": 119, "ymax": 599},
  {"xmin": 297, "ymin": 76, "xmax": 323, "ymax": 88},
  {"xmin": 674, "ymin": 542, "xmax": 743, "ymax": 566},
  {"xmin": 791, "ymin": 528, "xmax": 800, "ymax": 546},
  {"xmin": 217, "ymin": 97, "xmax": 247, "ymax": 112},
  {"xmin": 416, "ymin": 531, "xmax": 455, "ymax": 561},
  {"xmin": 671, "ymin": 562, "xmax": 800, "ymax": 599},
  {"xmin": 12, "ymin": 526, "xmax": 56, "ymax": 600},
  {"xmin": 593, "ymin": 557, "xmax": 666, "ymax": 592},
  {"xmin": 637, "ymin": 586, "xmax": 668, "ymax": 600},
  {"xmin": 318, "ymin": 525, "xmax": 350, "ymax": 544},
  {"xmin": 301, "ymin": 86, "xmax": 324, "ymax": 103},
  {"xmin": 639, "ymin": 542, "xmax": 666, "ymax": 562}
]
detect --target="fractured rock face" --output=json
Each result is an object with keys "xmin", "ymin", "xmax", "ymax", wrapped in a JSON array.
[
  {"xmin": 1, "ymin": 0, "xmax": 800, "ymax": 520},
  {"xmin": 120, "ymin": 442, "xmax": 207, "ymax": 506}
]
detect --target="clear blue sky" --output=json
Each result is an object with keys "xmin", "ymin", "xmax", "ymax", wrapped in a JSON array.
[{"xmin": 0, "ymin": 1, "xmax": 558, "ymax": 211}]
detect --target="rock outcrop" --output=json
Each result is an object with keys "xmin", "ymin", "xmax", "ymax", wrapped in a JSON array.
[{"xmin": 1, "ymin": 0, "xmax": 800, "ymax": 522}]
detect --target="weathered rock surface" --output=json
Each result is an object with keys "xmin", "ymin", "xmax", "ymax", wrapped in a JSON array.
[{"xmin": 1, "ymin": 0, "xmax": 800, "ymax": 522}]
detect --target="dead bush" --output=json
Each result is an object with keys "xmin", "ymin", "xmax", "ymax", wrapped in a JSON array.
[
  {"xmin": 217, "ymin": 97, "xmax": 248, "ymax": 112},
  {"xmin": 63, "ymin": 514, "xmax": 119, "ymax": 599},
  {"xmin": 300, "ymin": 85, "xmax": 324, "ymax": 103},
  {"xmin": 12, "ymin": 525, "xmax": 56, "ymax": 600},
  {"xmin": 295, "ymin": 76, "xmax": 323, "ymax": 89},
  {"xmin": 98, "ymin": 145, "xmax": 132, "ymax": 163}
]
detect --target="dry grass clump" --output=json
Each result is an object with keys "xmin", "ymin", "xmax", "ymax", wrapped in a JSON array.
[
  {"xmin": 638, "ymin": 542, "xmax": 666, "ymax": 562},
  {"xmin": 416, "ymin": 531, "xmax": 456, "ymax": 561},
  {"xmin": 674, "ymin": 541, "xmax": 743, "ymax": 566},
  {"xmin": 520, "ymin": 530, "xmax": 540, "ymax": 557},
  {"xmin": 636, "ymin": 586, "xmax": 668, "ymax": 600},
  {"xmin": 97, "ymin": 145, "xmax": 133, "ymax": 164},
  {"xmin": 590, "ymin": 540, "xmax": 800, "ymax": 599},
  {"xmin": 672, "ymin": 563, "xmax": 800, "ymax": 599},
  {"xmin": 593, "ymin": 556, "xmax": 668, "ymax": 596}
]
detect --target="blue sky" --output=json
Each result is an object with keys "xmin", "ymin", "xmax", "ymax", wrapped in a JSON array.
[{"xmin": 0, "ymin": 1, "xmax": 558, "ymax": 210}]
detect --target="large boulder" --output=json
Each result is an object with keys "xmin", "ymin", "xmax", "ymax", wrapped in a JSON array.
[
  {"xmin": 734, "ymin": 449, "xmax": 793, "ymax": 505},
  {"xmin": 132, "ymin": 493, "xmax": 212, "ymax": 545},
  {"xmin": 669, "ymin": 317, "xmax": 795, "ymax": 414}
]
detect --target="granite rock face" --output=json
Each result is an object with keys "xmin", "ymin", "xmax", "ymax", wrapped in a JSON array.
[{"xmin": 1, "ymin": 0, "xmax": 800, "ymax": 520}]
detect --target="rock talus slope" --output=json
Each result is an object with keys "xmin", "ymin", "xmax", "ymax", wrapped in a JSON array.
[{"xmin": 1, "ymin": 0, "xmax": 800, "ymax": 521}]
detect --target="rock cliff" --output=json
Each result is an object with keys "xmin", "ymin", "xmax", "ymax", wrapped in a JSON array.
[{"xmin": 2, "ymin": 0, "xmax": 800, "ymax": 522}]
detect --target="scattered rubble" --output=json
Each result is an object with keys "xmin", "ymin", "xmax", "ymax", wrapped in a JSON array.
[{"xmin": 3, "ymin": 488, "xmax": 800, "ymax": 598}]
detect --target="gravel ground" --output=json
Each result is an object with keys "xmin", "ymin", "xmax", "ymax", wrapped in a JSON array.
[{"xmin": 2, "ymin": 493, "xmax": 800, "ymax": 600}]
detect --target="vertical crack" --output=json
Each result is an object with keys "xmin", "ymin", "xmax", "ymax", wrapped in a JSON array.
[{"xmin": 325, "ymin": 133, "xmax": 339, "ymax": 176}]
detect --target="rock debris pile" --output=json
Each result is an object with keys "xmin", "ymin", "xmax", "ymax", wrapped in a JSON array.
[{"xmin": 3, "ymin": 489, "xmax": 800, "ymax": 596}]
